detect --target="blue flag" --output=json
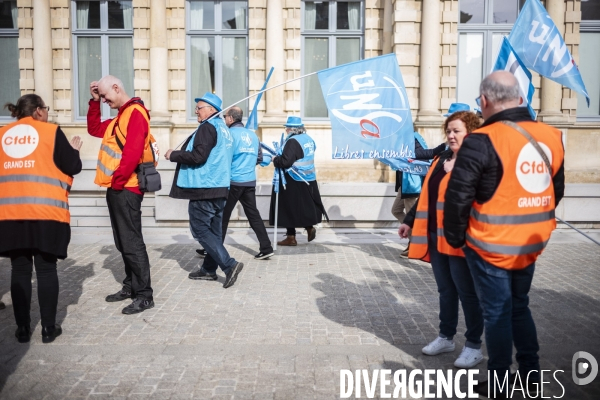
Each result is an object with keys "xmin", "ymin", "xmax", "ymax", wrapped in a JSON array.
[
  {"xmin": 317, "ymin": 54, "xmax": 415, "ymax": 160},
  {"xmin": 245, "ymin": 67, "xmax": 274, "ymax": 131},
  {"xmin": 508, "ymin": 0, "xmax": 589, "ymax": 105},
  {"xmin": 493, "ymin": 37, "xmax": 537, "ymax": 119}
]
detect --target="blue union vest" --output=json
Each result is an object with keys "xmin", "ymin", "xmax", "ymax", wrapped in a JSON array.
[
  {"xmin": 286, "ymin": 133, "xmax": 316, "ymax": 182},
  {"xmin": 230, "ymin": 126, "xmax": 260, "ymax": 184},
  {"xmin": 177, "ymin": 118, "xmax": 233, "ymax": 189},
  {"xmin": 401, "ymin": 132, "xmax": 428, "ymax": 196}
]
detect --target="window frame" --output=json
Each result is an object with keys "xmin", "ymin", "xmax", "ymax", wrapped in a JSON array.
[
  {"xmin": 71, "ymin": 0, "xmax": 134, "ymax": 120},
  {"xmin": 577, "ymin": 19, "xmax": 600, "ymax": 122},
  {"xmin": 185, "ymin": 0, "xmax": 249, "ymax": 121},
  {"xmin": 456, "ymin": 0, "xmax": 521, "ymax": 109},
  {"xmin": 300, "ymin": 0, "xmax": 365, "ymax": 120},
  {"xmin": 0, "ymin": 0, "xmax": 19, "ymax": 121}
]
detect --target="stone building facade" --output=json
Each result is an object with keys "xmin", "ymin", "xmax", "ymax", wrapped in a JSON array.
[{"xmin": 2, "ymin": 0, "xmax": 599, "ymax": 185}]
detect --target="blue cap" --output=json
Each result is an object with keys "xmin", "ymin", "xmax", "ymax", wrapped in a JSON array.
[
  {"xmin": 284, "ymin": 116, "xmax": 304, "ymax": 127},
  {"xmin": 443, "ymin": 103, "xmax": 471, "ymax": 117},
  {"xmin": 194, "ymin": 92, "xmax": 222, "ymax": 112}
]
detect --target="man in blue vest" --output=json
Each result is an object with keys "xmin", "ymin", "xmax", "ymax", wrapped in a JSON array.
[
  {"xmin": 164, "ymin": 93, "xmax": 244, "ymax": 288},
  {"xmin": 208, "ymin": 106, "xmax": 274, "ymax": 259}
]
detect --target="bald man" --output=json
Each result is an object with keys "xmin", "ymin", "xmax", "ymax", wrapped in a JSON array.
[
  {"xmin": 88, "ymin": 76, "xmax": 155, "ymax": 315},
  {"xmin": 444, "ymin": 71, "xmax": 565, "ymax": 397}
]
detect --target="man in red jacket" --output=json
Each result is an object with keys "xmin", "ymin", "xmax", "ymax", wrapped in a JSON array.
[{"xmin": 88, "ymin": 76, "xmax": 155, "ymax": 315}]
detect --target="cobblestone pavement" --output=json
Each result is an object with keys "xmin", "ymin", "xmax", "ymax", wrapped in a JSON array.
[{"xmin": 0, "ymin": 229, "xmax": 599, "ymax": 399}]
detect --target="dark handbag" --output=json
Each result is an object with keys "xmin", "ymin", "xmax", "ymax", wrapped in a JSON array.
[
  {"xmin": 135, "ymin": 161, "xmax": 162, "ymax": 192},
  {"xmin": 114, "ymin": 125, "xmax": 162, "ymax": 193}
]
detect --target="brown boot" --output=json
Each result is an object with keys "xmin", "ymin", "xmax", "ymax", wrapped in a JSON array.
[
  {"xmin": 277, "ymin": 235, "xmax": 297, "ymax": 246},
  {"xmin": 306, "ymin": 227, "xmax": 316, "ymax": 242}
]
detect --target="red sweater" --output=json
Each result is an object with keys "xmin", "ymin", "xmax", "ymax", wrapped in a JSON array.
[{"xmin": 87, "ymin": 99, "xmax": 149, "ymax": 194}]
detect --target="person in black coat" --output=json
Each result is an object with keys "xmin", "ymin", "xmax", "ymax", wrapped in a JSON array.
[
  {"xmin": 0, "ymin": 94, "xmax": 82, "ymax": 343},
  {"xmin": 269, "ymin": 117, "xmax": 328, "ymax": 246}
]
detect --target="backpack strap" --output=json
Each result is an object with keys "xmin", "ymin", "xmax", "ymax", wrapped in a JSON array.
[{"xmin": 500, "ymin": 120, "xmax": 552, "ymax": 175}]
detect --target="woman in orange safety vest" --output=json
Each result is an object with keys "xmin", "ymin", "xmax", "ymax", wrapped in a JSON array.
[
  {"xmin": 398, "ymin": 110, "xmax": 484, "ymax": 369},
  {"xmin": 0, "ymin": 94, "xmax": 82, "ymax": 344}
]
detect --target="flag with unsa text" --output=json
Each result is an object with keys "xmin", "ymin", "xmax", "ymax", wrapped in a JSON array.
[
  {"xmin": 317, "ymin": 54, "xmax": 418, "ymax": 166},
  {"xmin": 508, "ymin": 0, "xmax": 589, "ymax": 105}
]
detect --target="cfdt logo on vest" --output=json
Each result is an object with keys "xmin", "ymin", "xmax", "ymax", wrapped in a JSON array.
[
  {"xmin": 516, "ymin": 142, "xmax": 552, "ymax": 194},
  {"xmin": 2, "ymin": 125, "xmax": 39, "ymax": 159},
  {"xmin": 325, "ymin": 70, "xmax": 411, "ymax": 140}
]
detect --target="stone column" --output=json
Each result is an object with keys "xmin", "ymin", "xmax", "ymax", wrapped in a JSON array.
[
  {"xmin": 32, "ymin": 0, "xmax": 54, "ymax": 111},
  {"xmin": 150, "ymin": 0, "xmax": 170, "ymax": 120},
  {"xmin": 263, "ymin": 0, "xmax": 286, "ymax": 121},
  {"xmin": 539, "ymin": 0, "xmax": 566, "ymax": 122},
  {"xmin": 416, "ymin": 0, "xmax": 442, "ymax": 122},
  {"xmin": 383, "ymin": 0, "xmax": 393, "ymax": 54}
]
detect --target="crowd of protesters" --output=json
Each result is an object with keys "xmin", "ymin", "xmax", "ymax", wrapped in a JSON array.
[{"xmin": 0, "ymin": 71, "xmax": 566, "ymax": 400}]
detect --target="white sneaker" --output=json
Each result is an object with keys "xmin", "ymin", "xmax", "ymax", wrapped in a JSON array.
[
  {"xmin": 422, "ymin": 337, "xmax": 455, "ymax": 355},
  {"xmin": 454, "ymin": 346, "xmax": 484, "ymax": 368}
]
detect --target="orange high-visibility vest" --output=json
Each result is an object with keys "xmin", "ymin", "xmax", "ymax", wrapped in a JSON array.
[
  {"xmin": 408, "ymin": 157, "xmax": 464, "ymax": 262},
  {"xmin": 94, "ymin": 102, "xmax": 154, "ymax": 188},
  {"xmin": 0, "ymin": 117, "xmax": 73, "ymax": 224},
  {"xmin": 436, "ymin": 172, "xmax": 465, "ymax": 257},
  {"xmin": 465, "ymin": 121, "xmax": 564, "ymax": 270}
]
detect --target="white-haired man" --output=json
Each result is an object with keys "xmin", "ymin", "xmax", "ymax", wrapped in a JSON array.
[
  {"xmin": 444, "ymin": 71, "xmax": 565, "ymax": 397},
  {"xmin": 88, "ymin": 76, "xmax": 155, "ymax": 315}
]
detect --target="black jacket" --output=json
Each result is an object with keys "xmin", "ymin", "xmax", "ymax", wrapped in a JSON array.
[
  {"xmin": 402, "ymin": 149, "xmax": 454, "ymax": 228},
  {"xmin": 443, "ymin": 107, "xmax": 565, "ymax": 248},
  {"xmin": 395, "ymin": 141, "xmax": 446, "ymax": 197},
  {"xmin": 169, "ymin": 114, "xmax": 228, "ymax": 200}
]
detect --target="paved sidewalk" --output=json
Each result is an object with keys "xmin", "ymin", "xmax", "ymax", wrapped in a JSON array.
[{"xmin": 0, "ymin": 229, "xmax": 599, "ymax": 399}]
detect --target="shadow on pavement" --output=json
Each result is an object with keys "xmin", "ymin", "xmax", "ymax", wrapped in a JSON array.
[
  {"xmin": 0, "ymin": 257, "xmax": 94, "ymax": 393},
  {"xmin": 312, "ymin": 269, "xmax": 600, "ymax": 399}
]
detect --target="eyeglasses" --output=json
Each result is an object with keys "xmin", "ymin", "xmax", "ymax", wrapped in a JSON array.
[
  {"xmin": 39, "ymin": 106, "xmax": 50, "ymax": 111},
  {"xmin": 475, "ymin": 96, "xmax": 481, "ymax": 107},
  {"xmin": 195, "ymin": 106, "xmax": 211, "ymax": 112}
]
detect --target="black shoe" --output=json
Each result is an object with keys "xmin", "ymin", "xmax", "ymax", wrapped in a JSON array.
[
  {"xmin": 15, "ymin": 326, "xmax": 31, "ymax": 343},
  {"xmin": 223, "ymin": 262, "xmax": 244, "ymax": 288},
  {"xmin": 0, "ymin": 300, "xmax": 5, "ymax": 310},
  {"xmin": 511, "ymin": 372, "xmax": 539, "ymax": 398},
  {"xmin": 196, "ymin": 249, "xmax": 207, "ymax": 257},
  {"xmin": 255, "ymin": 251, "xmax": 274, "ymax": 260},
  {"xmin": 307, "ymin": 227, "xmax": 317, "ymax": 242},
  {"xmin": 42, "ymin": 324, "xmax": 62, "ymax": 344},
  {"xmin": 105, "ymin": 289, "xmax": 133, "ymax": 303},
  {"xmin": 473, "ymin": 380, "xmax": 509, "ymax": 399},
  {"xmin": 122, "ymin": 298, "xmax": 155, "ymax": 315},
  {"xmin": 188, "ymin": 268, "xmax": 218, "ymax": 280}
]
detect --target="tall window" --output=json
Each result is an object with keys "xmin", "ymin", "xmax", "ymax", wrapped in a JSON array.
[
  {"xmin": 72, "ymin": 0, "xmax": 134, "ymax": 118},
  {"xmin": 0, "ymin": 1, "xmax": 19, "ymax": 118},
  {"xmin": 577, "ymin": 0, "xmax": 600, "ymax": 120},
  {"xmin": 302, "ymin": 0, "xmax": 363, "ymax": 119},
  {"xmin": 457, "ymin": 0, "xmax": 525, "ymax": 109},
  {"xmin": 187, "ymin": 0, "xmax": 248, "ymax": 118}
]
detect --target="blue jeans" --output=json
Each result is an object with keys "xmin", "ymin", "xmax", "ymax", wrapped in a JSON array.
[
  {"xmin": 189, "ymin": 198, "xmax": 237, "ymax": 274},
  {"xmin": 463, "ymin": 246, "xmax": 540, "ymax": 381},
  {"xmin": 429, "ymin": 233, "xmax": 484, "ymax": 349}
]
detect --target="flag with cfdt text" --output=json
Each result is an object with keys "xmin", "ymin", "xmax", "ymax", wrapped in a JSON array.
[
  {"xmin": 508, "ymin": 0, "xmax": 589, "ymax": 105},
  {"xmin": 317, "ymin": 54, "xmax": 416, "ymax": 161},
  {"xmin": 493, "ymin": 36, "xmax": 537, "ymax": 119}
]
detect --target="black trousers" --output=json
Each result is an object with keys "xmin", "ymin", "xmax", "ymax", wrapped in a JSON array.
[
  {"xmin": 106, "ymin": 188, "xmax": 153, "ymax": 300},
  {"xmin": 10, "ymin": 250, "xmax": 58, "ymax": 328},
  {"xmin": 222, "ymin": 185, "xmax": 273, "ymax": 254},
  {"xmin": 286, "ymin": 227, "xmax": 313, "ymax": 236}
]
